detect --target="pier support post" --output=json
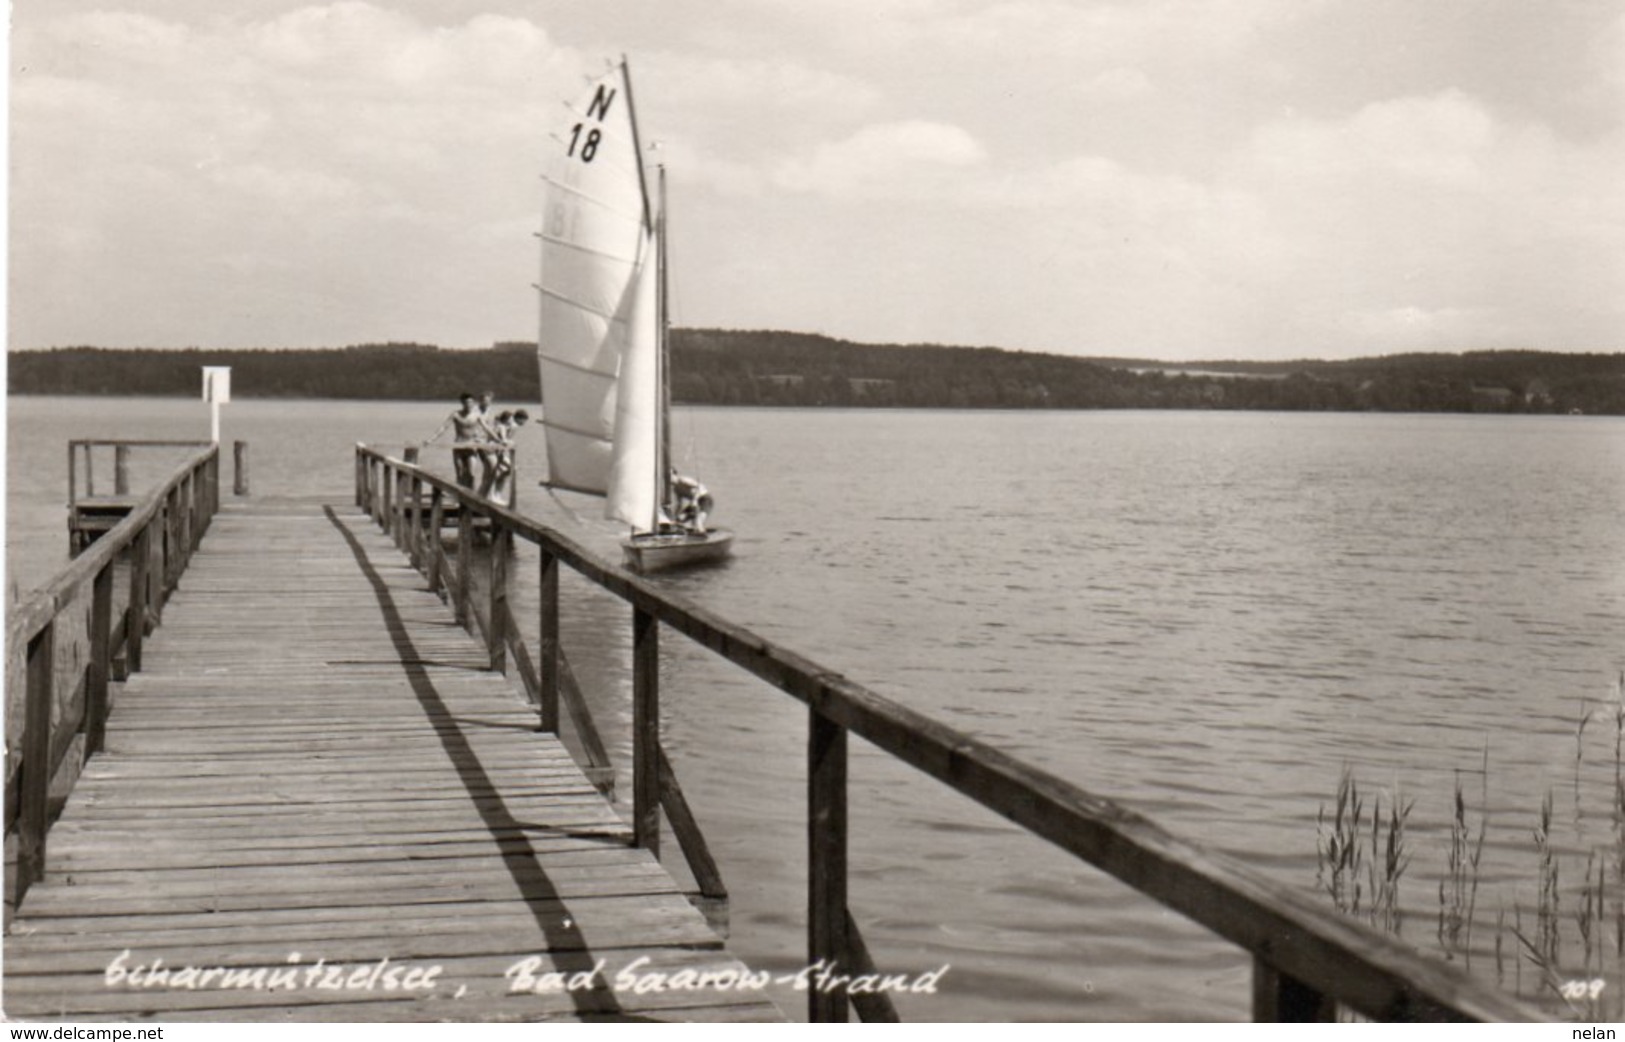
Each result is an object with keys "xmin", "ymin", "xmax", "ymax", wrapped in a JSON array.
[
  {"xmin": 632, "ymin": 607, "xmax": 660, "ymax": 856},
  {"xmin": 233, "ymin": 440, "xmax": 249, "ymax": 496},
  {"xmin": 809, "ymin": 711, "xmax": 851, "ymax": 1022},
  {"xmin": 114, "ymin": 445, "xmax": 130, "ymax": 496},
  {"xmin": 1253, "ymin": 957, "xmax": 1336, "ymax": 1022}
]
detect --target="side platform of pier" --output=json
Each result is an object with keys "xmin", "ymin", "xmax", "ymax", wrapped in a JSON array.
[{"xmin": 4, "ymin": 491, "xmax": 779, "ymax": 1022}]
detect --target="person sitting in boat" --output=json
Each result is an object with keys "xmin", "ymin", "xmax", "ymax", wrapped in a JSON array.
[
  {"xmin": 425, "ymin": 392, "xmax": 493, "ymax": 489},
  {"xmin": 670, "ymin": 471, "xmax": 712, "ymax": 535}
]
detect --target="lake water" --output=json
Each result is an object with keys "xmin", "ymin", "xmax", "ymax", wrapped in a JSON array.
[{"xmin": 6, "ymin": 397, "xmax": 1624, "ymax": 1021}]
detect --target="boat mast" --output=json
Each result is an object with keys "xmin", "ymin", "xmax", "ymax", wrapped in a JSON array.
[
  {"xmin": 619, "ymin": 56, "xmax": 667, "ymax": 533},
  {"xmin": 657, "ymin": 164, "xmax": 673, "ymax": 527},
  {"xmin": 618, "ymin": 57, "xmax": 654, "ymax": 238}
]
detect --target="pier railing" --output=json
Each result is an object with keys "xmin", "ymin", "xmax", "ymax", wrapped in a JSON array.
[
  {"xmin": 355, "ymin": 444, "xmax": 1544, "ymax": 1024},
  {"xmin": 5, "ymin": 443, "xmax": 221, "ymax": 908}
]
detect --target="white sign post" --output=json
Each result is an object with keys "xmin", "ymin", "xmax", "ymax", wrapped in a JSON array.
[{"xmin": 202, "ymin": 367, "xmax": 231, "ymax": 444}]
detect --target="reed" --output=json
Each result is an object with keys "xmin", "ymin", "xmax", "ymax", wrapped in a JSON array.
[
  {"xmin": 1317, "ymin": 677, "xmax": 1625, "ymax": 1021},
  {"xmin": 1315, "ymin": 769, "xmax": 1409, "ymax": 934},
  {"xmin": 1316, "ymin": 768, "xmax": 1365, "ymax": 917},
  {"xmin": 1437, "ymin": 767, "xmax": 1485, "ymax": 964}
]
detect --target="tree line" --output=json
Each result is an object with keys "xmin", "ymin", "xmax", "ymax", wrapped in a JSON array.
[{"xmin": 8, "ymin": 333, "xmax": 1624, "ymax": 415}]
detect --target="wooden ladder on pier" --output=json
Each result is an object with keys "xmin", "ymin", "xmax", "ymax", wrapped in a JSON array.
[{"xmin": 3, "ymin": 495, "xmax": 781, "ymax": 1023}]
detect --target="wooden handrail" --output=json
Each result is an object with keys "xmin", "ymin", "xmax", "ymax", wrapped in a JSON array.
[
  {"xmin": 355, "ymin": 444, "xmax": 1546, "ymax": 1024},
  {"xmin": 6, "ymin": 443, "xmax": 220, "ymax": 907},
  {"xmin": 68, "ymin": 439, "xmax": 212, "ymax": 505}
]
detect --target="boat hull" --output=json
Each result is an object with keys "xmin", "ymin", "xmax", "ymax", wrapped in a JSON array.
[{"xmin": 622, "ymin": 528, "xmax": 734, "ymax": 574}]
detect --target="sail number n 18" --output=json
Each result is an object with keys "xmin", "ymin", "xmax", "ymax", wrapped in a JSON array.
[{"xmin": 566, "ymin": 84, "xmax": 617, "ymax": 164}]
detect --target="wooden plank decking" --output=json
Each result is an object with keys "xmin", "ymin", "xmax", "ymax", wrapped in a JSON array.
[{"xmin": 4, "ymin": 496, "xmax": 782, "ymax": 1023}]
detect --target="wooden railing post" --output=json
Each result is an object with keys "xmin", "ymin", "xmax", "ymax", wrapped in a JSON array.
[
  {"xmin": 632, "ymin": 606, "xmax": 660, "ymax": 855},
  {"xmin": 18, "ymin": 620, "xmax": 56, "ymax": 901},
  {"xmin": 85, "ymin": 562, "xmax": 114, "ymax": 757},
  {"xmin": 489, "ymin": 522, "xmax": 511, "ymax": 673},
  {"xmin": 1253, "ymin": 957, "xmax": 1336, "ymax": 1022},
  {"xmin": 114, "ymin": 445, "xmax": 130, "ymax": 496},
  {"xmin": 455, "ymin": 499, "xmax": 473, "ymax": 630},
  {"xmin": 179, "ymin": 473, "xmax": 193, "ymax": 558},
  {"xmin": 408, "ymin": 473, "xmax": 424, "ymax": 570},
  {"xmin": 126, "ymin": 524, "xmax": 150, "ymax": 671},
  {"xmin": 389, "ymin": 465, "xmax": 404, "ymax": 548},
  {"xmin": 192, "ymin": 465, "xmax": 205, "ymax": 548},
  {"xmin": 393, "ymin": 468, "xmax": 406, "ymax": 553},
  {"xmin": 150, "ymin": 511, "xmax": 164, "ymax": 624},
  {"xmin": 427, "ymin": 489, "xmax": 445, "ymax": 597},
  {"xmin": 68, "ymin": 443, "xmax": 79, "ymax": 508},
  {"xmin": 169, "ymin": 486, "xmax": 183, "ymax": 587},
  {"xmin": 158, "ymin": 491, "xmax": 174, "ymax": 598},
  {"xmin": 538, "ymin": 549, "xmax": 560, "ymax": 733},
  {"xmin": 355, "ymin": 450, "xmax": 365, "ymax": 508},
  {"xmin": 808, "ymin": 710, "xmax": 851, "ymax": 1022}
]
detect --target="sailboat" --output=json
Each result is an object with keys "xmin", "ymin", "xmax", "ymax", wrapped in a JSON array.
[{"xmin": 536, "ymin": 59, "xmax": 733, "ymax": 574}]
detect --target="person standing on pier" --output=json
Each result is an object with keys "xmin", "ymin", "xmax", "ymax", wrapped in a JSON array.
[
  {"xmin": 482, "ymin": 408, "xmax": 529, "ymax": 501},
  {"xmin": 474, "ymin": 389, "xmax": 501, "ymax": 495},
  {"xmin": 425, "ymin": 392, "xmax": 493, "ymax": 489}
]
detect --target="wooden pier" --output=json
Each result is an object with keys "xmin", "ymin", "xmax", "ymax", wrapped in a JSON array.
[
  {"xmin": 6, "ymin": 442, "xmax": 1550, "ymax": 1023},
  {"xmin": 7, "ymin": 447, "xmax": 771, "ymax": 1022}
]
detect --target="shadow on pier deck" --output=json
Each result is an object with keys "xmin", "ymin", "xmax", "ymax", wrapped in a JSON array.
[{"xmin": 4, "ymin": 491, "xmax": 779, "ymax": 1022}]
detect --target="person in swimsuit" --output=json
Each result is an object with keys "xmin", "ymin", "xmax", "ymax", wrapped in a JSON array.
[
  {"xmin": 426, "ymin": 392, "xmax": 488, "ymax": 488},
  {"xmin": 474, "ymin": 390, "xmax": 500, "ymax": 495},
  {"xmin": 481, "ymin": 409, "xmax": 529, "ymax": 500}
]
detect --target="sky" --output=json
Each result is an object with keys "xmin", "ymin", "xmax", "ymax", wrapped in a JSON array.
[{"xmin": 7, "ymin": 0, "xmax": 1624, "ymax": 361}]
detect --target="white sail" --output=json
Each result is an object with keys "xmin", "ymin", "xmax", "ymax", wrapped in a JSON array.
[
  {"xmin": 606, "ymin": 229, "xmax": 661, "ymax": 531},
  {"xmin": 537, "ymin": 64, "xmax": 650, "ymax": 502}
]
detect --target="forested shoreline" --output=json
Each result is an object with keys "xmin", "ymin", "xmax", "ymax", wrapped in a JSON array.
[{"xmin": 9, "ymin": 331, "xmax": 1624, "ymax": 414}]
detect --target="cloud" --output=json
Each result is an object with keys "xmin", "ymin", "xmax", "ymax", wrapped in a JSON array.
[
  {"xmin": 10, "ymin": 3, "xmax": 588, "ymax": 348},
  {"xmin": 9, "ymin": 2, "xmax": 1620, "ymax": 358},
  {"xmin": 1228, "ymin": 89, "xmax": 1625, "ymax": 351},
  {"xmin": 1248, "ymin": 90, "xmax": 1497, "ymax": 189},
  {"xmin": 772, "ymin": 120, "xmax": 988, "ymax": 198}
]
